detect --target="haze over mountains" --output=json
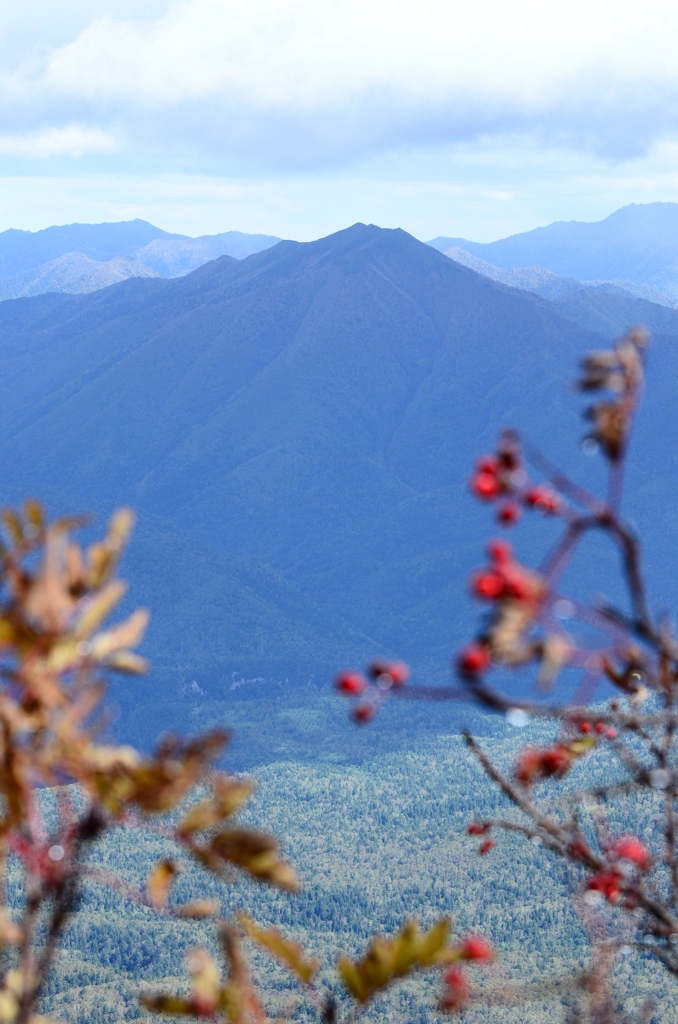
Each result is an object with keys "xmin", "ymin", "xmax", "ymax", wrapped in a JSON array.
[
  {"xmin": 4, "ymin": 201, "xmax": 678, "ymax": 309},
  {"xmin": 2, "ymin": 220, "xmax": 678, "ymax": 759},
  {"xmin": 429, "ymin": 202, "xmax": 678, "ymax": 305},
  {"xmin": 0, "ymin": 220, "xmax": 280, "ymax": 299}
]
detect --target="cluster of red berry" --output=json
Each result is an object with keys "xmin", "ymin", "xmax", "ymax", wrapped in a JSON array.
[
  {"xmin": 512, "ymin": 720, "xmax": 617, "ymax": 786},
  {"xmin": 468, "ymin": 539, "xmax": 544, "ymax": 605},
  {"xmin": 468, "ymin": 437, "xmax": 560, "ymax": 528},
  {"xmin": 439, "ymin": 937, "xmax": 494, "ymax": 1013},
  {"xmin": 585, "ymin": 836, "xmax": 652, "ymax": 906},
  {"xmin": 579, "ymin": 719, "xmax": 617, "ymax": 740},
  {"xmin": 584, "ymin": 836, "xmax": 650, "ymax": 907},
  {"xmin": 457, "ymin": 540, "xmax": 546, "ymax": 678},
  {"xmin": 466, "ymin": 821, "xmax": 493, "ymax": 855},
  {"xmin": 440, "ymin": 968, "xmax": 469, "ymax": 1012},
  {"xmin": 514, "ymin": 744, "xmax": 574, "ymax": 785},
  {"xmin": 334, "ymin": 660, "xmax": 410, "ymax": 723}
]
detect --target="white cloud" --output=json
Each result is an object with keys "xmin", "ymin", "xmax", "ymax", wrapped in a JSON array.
[
  {"xmin": 4, "ymin": 140, "xmax": 678, "ymax": 242},
  {"xmin": 3, "ymin": 0, "xmax": 678, "ymax": 170},
  {"xmin": 0, "ymin": 124, "xmax": 118, "ymax": 158}
]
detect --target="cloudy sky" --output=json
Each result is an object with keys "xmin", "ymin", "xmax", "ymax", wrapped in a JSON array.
[{"xmin": 2, "ymin": 0, "xmax": 678, "ymax": 240}]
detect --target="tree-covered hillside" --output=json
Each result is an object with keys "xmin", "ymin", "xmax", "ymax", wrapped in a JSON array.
[
  {"xmin": 27, "ymin": 715, "xmax": 678, "ymax": 1024},
  {"xmin": 0, "ymin": 223, "xmax": 631, "ymax": 748}
]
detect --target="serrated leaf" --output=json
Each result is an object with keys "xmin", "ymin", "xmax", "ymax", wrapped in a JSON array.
[{"xmin": 238, "ymin": 912, "xmax": 319, "ymax": 984}]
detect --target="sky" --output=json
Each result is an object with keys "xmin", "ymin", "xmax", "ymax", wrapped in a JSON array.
[{"xmin": 2, "ymin": 0, "xmax": 678, "ymax": 241}]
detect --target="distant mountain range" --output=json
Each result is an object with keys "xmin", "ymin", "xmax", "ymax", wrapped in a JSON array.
[
  {"xmin": 0, "ymin": 221, "xmax": 280, "ymax": 299},
  {"xmin": 442, "ymin": 245, "xmax": 678, "ymax": 307},
  {"xmin": 429, "ymin": 202, "xmax": 678, "ymax": 302},
  {"xmin": 5, "ymin": 202, "xmax": 678, "ymax": 307},
  {"xmin": 2, "ymin": 223, "xmax": 678, "ymax": 757}
]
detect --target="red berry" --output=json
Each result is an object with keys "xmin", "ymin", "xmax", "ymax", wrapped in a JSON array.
[
  {"xmin": 497, "ymin": 500, "xmax": 522, "ymax": 526},
  {"xmin": 367, "ymin": 660, "xmax": 410, "ymax": 687},
  {"xmin": 351, "ymin": 702, "xmax": 376, "ymax": 724},
  {"xmin": 470, "ymin": 571, "xmax": 505, "ymax": 600},
  {"xmin": 515, "ymin": 745, "xmax": 571, "ymax": 784},
  {"xmin": 579, "ymin": 721, "xmax": 592, "ymax": 734},
  {"xmin": 467, "ymin": 822, "xmax": 491, "ymax": 836},
  {"xmin": 611, "ymin": 836, "xmax": 651, "ymax": 872},
  {"xmin": 441, "ymin": 968, "xmax": 469, "ymax": 1012},
  {"xmin": 461, "ymin": 936, "xmax": 494, "ymax": 963},
  {"xmin": 486, "ymin": 539, "xmax": 512, "ymax": 564},
  {"xmin": 385, "ymin": 661, "xmax": 410, "ymax": 686},
  {"xmin": 471, "ymin": 472, "xmax": 501, "ymax": 501},
  {"xmin": 475, "ymin": 455, "xmax": 500, "ymax": 474},
  {"xmin": 458, "ymin": 643, "xmax": 490, "ymax": 675},
  {"xmin": 525, "ymin": 485, "xmax": 560, "ymax": 514},
  {"xmin": 478, "ymin": 839, "xmax": 494, "ymax": 855},
  {"xmin": 541, "ymin": 748, "xmax": 569, "ymax": 775},
  {"xmin": 334, "ymin": 671, "xmax": 367, "ymax": 696},
  {"xmin": 594, "ymin": 722, "xmax": 605, "ymax": 735},
  {"xmin": 606, "ymin": 727, "xmax": 617, "ymax": 739},
  {"xmin": 587, "ymin": 870, "xmax": 623, "ymax": 903},
  {"xmin": 501, "ymin": 567, "xmax": 532, "ymax": 601}
]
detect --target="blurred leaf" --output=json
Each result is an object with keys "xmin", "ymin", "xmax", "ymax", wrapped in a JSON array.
[
  {"xmin": 0, "ymin": 910, "xmax": 22, "ymax": 948},
  {"xmin": 140, "ymin": 994, "xmax": 195, "ymax": 1016},
  {"xmin": 218, "ymin": 924, "xmax": 266, "ymax": 1024},
  {"xmin": 186, "ymin": 948, "xmax": 221, "ymax": 1014},
  {"xmin": 204, "ymin": 829, "xmax": 298, "ymax": 890},
  {"xmin": 22, "ymin": 500, "xmax": 44, "ymax": 531},
  {"xmin": 74, "ymin": 580, "xmax": 127, "ymax": 640},
  {"xmin": 87, "ymin": 508, "xmax": 135, "ymax": 587},
  {"xmin": 94, "ymin": 731, "xmax": 228, "ymax": 816},
  {"xmin": 176, "ymin": 900, "xmax": 220, "ymax": 919},
  {"xmin": 338, "ymin": 918, "xmax": 453, "ymax": 1003},
  {"xmin": 178, "ymin": 777, "xmax": 255, "ymax": 836},
  {"xmin": 238, "ymin": 912, "xmax": 319, "ymax": 984},
  {"xmin": 147, "ymin": 859, "xmax": 178, "ymax": 909},
  {"xmin": 103, "ymin": 650, "xmax": 149, "ymax": 674},
  {"xmin": 91, "ymin": 608, "xmax": 149, "ymax": 659},
  {"xmin": 1, "ymin": 509, "xmax": 23, "ymax": 546}
]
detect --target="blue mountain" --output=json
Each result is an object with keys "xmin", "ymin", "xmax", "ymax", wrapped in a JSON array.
[
  {"xmin": 0, "ymin": 219, "xmax": 182, "ymax": 277},
  {"xmin": 1, "ymin": 223, "xmax": 677, "ymax": 760},
  {"xmin": 0, "ymin": 221, "xmax": 282, "ymax": 297},
  {"xmin": 429, "ymin": 202, "xmax": 678, "ymax": 298}
]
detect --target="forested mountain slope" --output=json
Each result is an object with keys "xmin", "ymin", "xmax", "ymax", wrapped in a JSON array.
[{"xmin": 1, "ymin": 223, "xmax": 677, "ymax": 754}]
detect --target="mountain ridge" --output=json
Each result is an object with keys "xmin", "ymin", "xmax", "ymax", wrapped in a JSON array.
[
  {"xmin": 2, "ymin": 222, "xmax": 678, "ymax": 752},
  {"xmin": 428, "ymin": 202, "xmax": 678, "ymax": 298},
  {"xmin": 0, "ymin": 221, "xmax": 281, "ymax": 299}
]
